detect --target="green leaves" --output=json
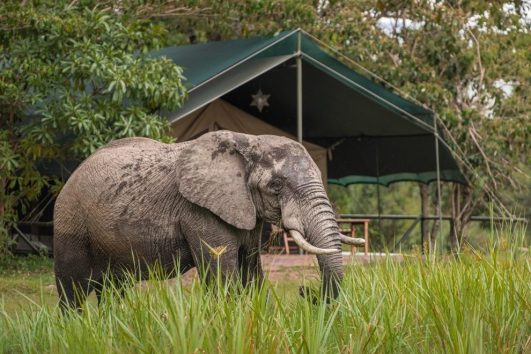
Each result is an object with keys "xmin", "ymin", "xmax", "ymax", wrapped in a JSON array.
[
  {"xmin": 0, "ymin": 2, "xmax": 187, "ymax": 255},
  {"xmin": 0, "ymin": 133, "xmax": 19, "ymax": 173}
]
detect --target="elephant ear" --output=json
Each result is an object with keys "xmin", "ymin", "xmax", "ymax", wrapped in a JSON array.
[{"xmin": 177, "ymin": 131, "xmax": 256, "ymax": 230}]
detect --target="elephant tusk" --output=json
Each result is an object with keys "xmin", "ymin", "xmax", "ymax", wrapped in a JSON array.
[
  {"xmin": 288, "ymin": 230, "xmax": 339, "ymax": 255},
  {"xmin": 339, "ymin": 234, "xmax": 366, "ymax": 246}
]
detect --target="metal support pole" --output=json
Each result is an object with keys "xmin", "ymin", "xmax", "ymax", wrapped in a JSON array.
[
  {"xmin": 296, "ymin": 31, "xmax": 303, "ymax": 143},
  {"xmin": 296, "ymin": 31, "xmax": 303, "ymax": 255},
  {"xmin": 420, "ymin": 184, "xmax": 429, "ymax": 255},
  {"xmin": 434, "ymin": 120, "xmax": 443, "ymax": 254},
  {"xmin": 376, "ymin": 142, "xmax": 382, "ymax": 234}
]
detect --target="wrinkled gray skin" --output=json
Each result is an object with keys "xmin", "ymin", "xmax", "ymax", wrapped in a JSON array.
[{"xmin": 54, "ymin": 131, "xmax": 343, "ymax": 308}]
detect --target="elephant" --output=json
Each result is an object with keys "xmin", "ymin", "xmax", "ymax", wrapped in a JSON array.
[{"xmin": 53, "ymin": 130, "xmax": 364, "ymax": 308}]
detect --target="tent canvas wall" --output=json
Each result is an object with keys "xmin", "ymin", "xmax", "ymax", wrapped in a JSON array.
[{"xmin": 170, "ymin": 99, "xmax": 328, "ymax": 182}]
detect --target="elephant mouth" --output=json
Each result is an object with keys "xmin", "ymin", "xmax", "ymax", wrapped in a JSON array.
[{"xmin": 263, "ymin": 207, "xmax": 281, "ymax": 224}]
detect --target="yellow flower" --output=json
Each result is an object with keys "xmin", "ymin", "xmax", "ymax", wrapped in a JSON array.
[{"xmin": 201, "ymin": 240, "xmax": 228, "ymax": 258}]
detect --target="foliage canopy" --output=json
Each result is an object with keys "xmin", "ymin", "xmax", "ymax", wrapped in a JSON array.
[
  {"xmin": 162, "ymin": 0, "xmax": 529, "ymax": 247},
  {"xmin": 0, "ymin": 1, "xmax": 187, "ymax": 258},
  {"xmin": 0, "ymin": 0, "xmax": 529, "ymax": 256}
]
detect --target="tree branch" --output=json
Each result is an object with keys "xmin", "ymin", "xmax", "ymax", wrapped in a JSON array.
[
  {"xmin": 466, "ymin": 28, "xmax": 485, "ymax": 95},
  {"xmin": 468, "ymin": 123, "xmax": 497, "ymax": 190}
]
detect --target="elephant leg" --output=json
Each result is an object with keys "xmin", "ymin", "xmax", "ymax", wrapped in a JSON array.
[
  {"xmin": 94, "ymin": 274, "xmax": 131, "ymax": 305},
  {"xmin": 181, "ymin": 209, "xmax": 241, "ymax": 286},
  {"xmin": 94, "ymin": 282, "xmax": 104, "ymax": 306},
  {"xmin": 239, "ymin": 220, "xmax": 265, "ymax": 287},
  {"xmin": 238, "ymin": 246, "xmax": 264, "ymax": 287},
  {"xmin": 192, "ymin": 242, "xmax": 239, "ymax": 286},
  {"xmin": 55, "ymin": 275, "xmax": 92, "ymax": 310},
  {"xmin": 55, "ymin": 260, "xmax": 94, "ymax": 310}
]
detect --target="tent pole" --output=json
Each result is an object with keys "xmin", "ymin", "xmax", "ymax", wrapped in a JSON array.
[
  {"xmin": 296, "ymin": 30, "xmax": 303, "ymax": 255},
  {"xmin": 434, "ymin": 120, "xmax": 443, "ymax": 255},
  {"xmin": 376, "ymin": 183, "xmax": 382, "ymax": 237},
  {"xmin": 296, "ymin": 31, "xmax": 303, "ymax": 143},
  {"xmin": 376, "ymin": 142, "xmax": 382, "ymax": 236}
]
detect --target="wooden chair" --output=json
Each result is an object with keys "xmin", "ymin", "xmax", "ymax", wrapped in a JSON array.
[
  {"xmin": 337, "ymin": 219, "xmax": 370, "ymax": 255},
  {"xmin": 266, "ymin": 225, "xmax": 301, "ymax": 254}
]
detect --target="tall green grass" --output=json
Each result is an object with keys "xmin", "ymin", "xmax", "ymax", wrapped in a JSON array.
[{"xmin": 0, "ymin": 228, "xmax": 529, "ymax": 353}]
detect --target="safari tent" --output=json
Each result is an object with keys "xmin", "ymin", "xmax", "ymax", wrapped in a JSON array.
[
  {"xmin": 152, "ymin": 29, "xmax": 466, "ymax": 187},
  {"xmin": 14, "ymin": 29, "xmax": 467, "ymax": 255}
]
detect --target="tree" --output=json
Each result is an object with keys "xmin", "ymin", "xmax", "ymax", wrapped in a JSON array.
[
  {"xmin": 314, "ymin": 0, "xmax": 529, "ymax": 251},
  {"xmin": 0, "ymin": 1, "xmax": 187, "ymax": 259},
  {"xmin": 1, "ymin": 0, "xmax": 528, "ymax": 257},
  {"xmin": 160, "ymin": 0, "xmax": 529, "ymax": 251}
]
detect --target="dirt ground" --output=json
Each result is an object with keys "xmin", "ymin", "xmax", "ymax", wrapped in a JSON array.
[
  {"xmin": 0, "ymin": 253, "xmax": 403, "ymax": 313},
  {"xmin": 180, "ymin": 253, "xmax": 403, "ymax": 283}
]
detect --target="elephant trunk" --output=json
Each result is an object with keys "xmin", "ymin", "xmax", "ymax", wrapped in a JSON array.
[
  {"xmin": 305, "ymin": 185, "xmax": 343, "ymax": 299},
  {"xmin": 284, "ymin": 181, "xmax": 344, "ymax": 299}
]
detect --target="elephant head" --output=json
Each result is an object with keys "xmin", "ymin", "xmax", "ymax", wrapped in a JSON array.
[{"xmin": 177, "ymin": 131, "xmax": 363, "ymax": 298}]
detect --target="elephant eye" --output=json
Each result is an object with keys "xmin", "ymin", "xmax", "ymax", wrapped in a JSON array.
[{"xmin": 268, "ymin": 179, "xmax": 283, "ymax": 194}]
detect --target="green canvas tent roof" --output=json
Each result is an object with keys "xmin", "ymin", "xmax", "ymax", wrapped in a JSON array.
[{"xmin": 151, "ymin": 29, "xmax": 465, "ymax": 186}]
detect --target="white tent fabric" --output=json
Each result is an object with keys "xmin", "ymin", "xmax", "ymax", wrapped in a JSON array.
[{"xmin": 170, "ymin": 99, "xmax": 328, "ymax": 182}]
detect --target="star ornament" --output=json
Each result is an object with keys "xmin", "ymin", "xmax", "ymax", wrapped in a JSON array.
[{"xmin": 250, "ymin": 89, "xmax": 270, "ymax": 112}]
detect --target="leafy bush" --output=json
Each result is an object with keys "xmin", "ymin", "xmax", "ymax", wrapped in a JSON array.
[{"xmin": 0, "ymin": 2, "xmax": 187, "ymax": 259}]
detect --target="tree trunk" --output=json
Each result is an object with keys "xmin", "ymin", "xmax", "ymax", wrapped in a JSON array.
[
  {"xmin": 448, "ymin": 183, "xmax": 459, "ymax": 251},
  {"xmin": 0, "ymin": 177, "xmax": 5, "ymax": 227},
  {"xmin": 0, "ymin": 177, "xmax": 8, "ymax": 259},
  {"xmin": 419, "ymin": 183, "xmax": 429, "ymax": 253},
  {"xmin": 448, "ymin": 183, "xmax": 474, "ymax": 252},
  {"xmin": 428, "ymin": 184, "xmax": 441, "ymax": 253},
  {"xmin": 429, "ymin": 188, "xmax": 440, "ymax": 252}
]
